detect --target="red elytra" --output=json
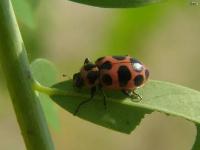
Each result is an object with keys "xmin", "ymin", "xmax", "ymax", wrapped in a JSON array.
[{"xmin": 72, "ymin": 55, "xmax": 150, "ymax": 115}]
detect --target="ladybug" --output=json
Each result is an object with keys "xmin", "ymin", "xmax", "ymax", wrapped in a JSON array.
[{"xmin": 73, "ymin": 55, "xmax": 149, "ymax": 115}]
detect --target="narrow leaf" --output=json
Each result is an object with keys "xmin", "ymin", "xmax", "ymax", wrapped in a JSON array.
[
  {"xmin": 51, "ymin": 79, "xmax": 200, "ymax": 136},
  {"xmin": 192, "ymin": 124, "xmax": 200, "ymax": 150},
  {"xmin": 52, "ymin": 80, "xmax": 152, "ymax": 133},
  {"xmin": 68, "ymin": 0, "xmax": 162, "ymax": 8},
  {"xmin": 31, "ymin": 59, "xmax": 60, "ymax": 130}
]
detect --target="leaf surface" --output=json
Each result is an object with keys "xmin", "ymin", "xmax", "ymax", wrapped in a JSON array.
[
  {"xmin": 68, "ymin": 0, "xmax": 162, "ymax": 8},
  {"xmin": 192, "ymin": 124, "xmax": 200, "ymax": 150},
  {"xmin": 51, "ymin": 80, "xmax": 200, "ymax": 135}
]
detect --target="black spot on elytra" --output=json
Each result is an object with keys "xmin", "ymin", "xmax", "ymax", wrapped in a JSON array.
[
  {"xmin": 134, "ymin": 75, "xmax": 144, "ymax": 87},
  {"xmin": 96, "ymin": 57, "xmax": 105, "ymax": 63},
  {"xmin": 102, "ymin": 74, "xmax": 112, "ymax": 85},
  {"xmin": 118, "ymin": 66, "xmax": 131, "ymax": 87},
  {"xmin": 87, "ymin": 71, "xmax": 98, "ymax": 84},
  {"xmin": 84, "ymin": 63, "xmax": 96, "ymax": 71},
  {"xmin": 130, "ymin": 58, "xmax": 142, "ymax": 64},
  {"xmin": 100, "ymin": 61, "xmax": 112, "ymax": 70},
  {"xmin": 112, "ymin": 56, "xmax": 126, "ymax": 60},
  {"xmin": 145, "ymin": 69, "xmax": 149, "ymax": 79}
]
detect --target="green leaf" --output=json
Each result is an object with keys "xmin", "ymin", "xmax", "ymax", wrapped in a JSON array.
[
  {"xmin": 28, "ymin": 0, "xmax": 41, "ymax": 10},
  {"xmin": 30, "ymin": 59, "xmax": 60, "ymax": 130},
  {"xmin": 192, "ymin": 124, "xmax": 200, "ymax": 150},
  {"xmin": 12, "ymin": 0, "xmax": 35, "ymax": 29},
  {"xmin": 51, "ymin": 79, "xmax": 200, "ymax": 140},
  {"xmin": 52, "ymin": 80, "xmax": 151, "ymax": 133},
  {"xmin": 69, "ymin": 0, "xmax": 162, "ymax": 8},
  {"xmin": 101, "ymin": 4, "xmax": 167, "ymax": 56}
]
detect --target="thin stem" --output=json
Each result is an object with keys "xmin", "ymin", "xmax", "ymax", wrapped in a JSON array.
[
  {"xmin": 0, "ymin": 0, "xmax": 54, "ymax": 149},
  {"xmin": 33, "ymin": 81, "xmax": 67, "ymax": 96}
]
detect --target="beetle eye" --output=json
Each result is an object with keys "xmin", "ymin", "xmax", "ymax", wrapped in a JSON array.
[
  {"xmin": 73, "ymin": 72, "xmax": 84, "ymax": 88},
  {"xmin": 132, "ymin": 62, "xmax": 143, "ymax": 72}
]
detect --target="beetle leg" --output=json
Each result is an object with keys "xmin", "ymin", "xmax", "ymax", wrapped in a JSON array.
[
  {"xmin": 121, "ymin": 90, "xmax": 142, "ymax": 102},
  {"xmin": 132, "ymin": 91, "xmax": 142, "ymax": 101},
  {"xmin": 74, "ymin": 86, "xmax": 96, "ymax": 115},
  {"xmin": 99, "ymin": 85, "xmax": 107, "ymax": 109}
]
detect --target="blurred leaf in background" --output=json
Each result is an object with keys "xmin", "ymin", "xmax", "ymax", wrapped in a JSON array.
[
  {"xmin": 28, "ymin": 0, "xmax": 41, "ymax": 9},
  {"xmin": 101, "ymin": 3, "xmax": 169, "ymax": 56},
  {"xmin": 31, "ymin": 59, "xmax": 60, "ymax": 131},
  {"xmin": 69, "ymin": 0, "xmax": 163, "ymax": 8},
  {"xmin": 100, "ymin": 0, "xmax": 188, "ymax": 57},
  {"xmin": 12, "ymin": 0, "xmax": 36, "ymax": 29}
]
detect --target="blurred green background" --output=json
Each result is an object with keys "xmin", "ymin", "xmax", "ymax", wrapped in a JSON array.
[{"xmin": 0, "ymin": 0, "xmax": 200, "ymax": 149}]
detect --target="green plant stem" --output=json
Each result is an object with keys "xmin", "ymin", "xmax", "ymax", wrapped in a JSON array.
[
  {"xmin": 0, "ymin": 0, "xmax": 54, "ymax": 149},
  {"xmin": 33, "ymin": 81, "xmax": 67, "ymax": 96}
]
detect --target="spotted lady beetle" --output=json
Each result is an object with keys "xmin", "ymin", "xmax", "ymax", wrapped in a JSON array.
[{"xmin": 73, "ymin": 55, "xmax": 149, "ymax": 115}]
